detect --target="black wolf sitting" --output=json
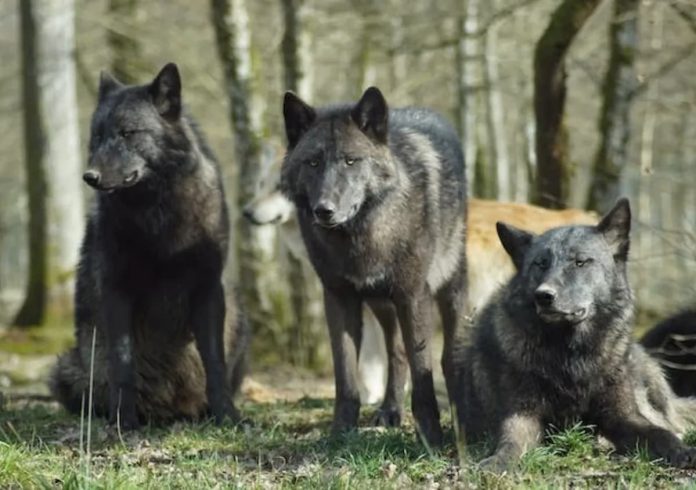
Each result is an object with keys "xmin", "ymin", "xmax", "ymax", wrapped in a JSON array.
[{"xmin": 50, "ymin": 63, "xmax": 249, "ymax": 429}]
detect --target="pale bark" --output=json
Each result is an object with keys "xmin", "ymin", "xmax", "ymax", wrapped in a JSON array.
[
  {"xmin": 280, "ymin": 0, "xmax": 324, "ymax": 368},
  {"xmin": 14, "ymin": 0, "xmax": 84, "ymax": 325},
  {"xmin": 483, "ymin": 0, "xmax": 511, "ymax": 201},
  {"xmin": 587, "ymin": 0, "xmax": 640, "ymax": 213},
  {"xmin": 457, "ymin": 0, "xmax": 482, "ymax": 196},
  {"xmin": 211, "ymin": 0, "xmax": 286, "ymax": 340},
  {"xmin": 533, "ymin": 0, "xmax": 602, "ymax": 209}
]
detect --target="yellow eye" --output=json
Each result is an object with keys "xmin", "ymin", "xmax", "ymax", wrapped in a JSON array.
[{"xmin": 345, "ymin": 157, "xmax": 355, "ymax": 166}]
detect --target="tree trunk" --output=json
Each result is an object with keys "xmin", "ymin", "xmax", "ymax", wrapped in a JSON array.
[
  {"xmin": 280, "ymin": 0, "xmax": 324, "ymax": 368},
  {"xmin": 14, "ymin": 0, "xmax": 83, "ymax": 326},
  {"xmin": 457, "ymin": 0, "xmax": 482, "ymax": 196},
  {"xmin": 14, "ymin": 0, "xmax": 48, "ymax": 326},
  {"xmin": 533, "ymin": 0, "xmax": 602, "ymax": 209},
  {"xmin": 107, "ymin": 0, "xmax": 145, "ymax": 83},
  {"xmin": 482, "ymin": 0, "xmax": 511, "ymax": 201},
  {"xmin": 211, "ymin": 0, "xmax": 290, "ymax": 353},
  {"xmin": 587, "ymin": 0, "xmax": 639, "ymax": 213}
]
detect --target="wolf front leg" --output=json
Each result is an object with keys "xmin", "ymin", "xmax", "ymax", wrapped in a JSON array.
[
  {"xmin": 599, "ymin": 413, "xmax": 696, "ymax": 468},
  {"xmin": 324, "ymin": 288, "xmax": 363, "ymax": 434},
  {"xmin": 437, "ymin": 254, "xmax": 468, "ymax": 453},
  {"xmin": 367, "ymin": 299, "xmax": 407, "ymax": 427},
  {"xmin": 192, "ymin": 280, "xmax": 235, "ymax": 424},
  {"xmin": 102, "ymin": 287, "xmax": 139, "ymax": 430},
  {"xmin": 479, "ymin": 413, "xmax": 543, "ymax": 473},
  {"xmin": 395, "ymin": 287, "xmax": 443, "ymax": 447}
]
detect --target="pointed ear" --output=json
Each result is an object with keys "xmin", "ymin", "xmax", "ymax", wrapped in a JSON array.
[
  {"xmin": 351, "ymin": 86, "xmax": 388, "ymax": 143},
  {"xmin": 496, "ymin": 222, "xmax": 535, "ymax": 270},
  {"xmin": 98, "ymin": 71, "xmax": 123, "ymax": 101},
  {"xmin": 149, "ymin": 63, "xmax": 182, "ymax": 121},
  {"xmin": 283, "ymin": 91, "xmax": 316, "ymax": 148},
  {"xmin": 597, "ymin": 197, "xmax": 631, "ymax": 260}
]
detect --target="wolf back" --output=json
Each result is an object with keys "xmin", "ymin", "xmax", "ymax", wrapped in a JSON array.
[
  {"xmin": 281, "ymin": 87, "xmax": 467, "ymax": 446},
  {"xmin": 49, "ymin": 63, "xmax": 249, "ymax": 428}
]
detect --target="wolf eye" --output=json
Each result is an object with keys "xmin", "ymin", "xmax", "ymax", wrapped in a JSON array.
[
  {"xmin": 345, "ymin": 156, "xmax": 361, "ymax": 166},
  {"xmin": 307, "ymin": 159, "xmax": 319, "ymax": 167},
  {"xmin": 119, "ymin": 129, "xmax": 138, "ymax": 139},
  {"xmin": 575, "ymin": 258, "xmax": 592, "ymax": 268}
]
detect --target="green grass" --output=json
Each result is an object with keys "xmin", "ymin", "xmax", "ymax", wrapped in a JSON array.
[{"xmin": 1, "ymin": 400, "xmax": 695, "ymax": 489}]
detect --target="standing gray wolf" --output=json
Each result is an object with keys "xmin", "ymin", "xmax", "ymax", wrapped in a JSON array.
[
  {"xmin": 461, "ymin": 198, "xmax": 696, "ymax": 471},
  {"xmin": 641, "ymin": 310, "xmax": 696, "ymax": 397},
  {"xmin": 49, "ymin": 63, "xmax": 249, "ymax": 428},
  {"xmin": 281, "ymin": 87, "xmax": 467, "ymax": 446}
]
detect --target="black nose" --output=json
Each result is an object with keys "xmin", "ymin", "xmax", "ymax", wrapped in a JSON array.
[
  {"xmin": 313, "ymin": 202, "xmax": 336, "ymax": 221},
  {"xmin": 242, "ymin": 207, "xmax": 254, "ymax": 222},
  {"xmin": 534, "ymin": 286, "xmax": 556, "ymax": 307},
  {"xmin": 83, "ymin": 170, "xmax": 101, "ymax": 187}
]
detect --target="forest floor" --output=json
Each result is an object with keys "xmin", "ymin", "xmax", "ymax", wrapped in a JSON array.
[{"xmin": 1, "ymin": 324, "xmax": 695, "ymax": 489}]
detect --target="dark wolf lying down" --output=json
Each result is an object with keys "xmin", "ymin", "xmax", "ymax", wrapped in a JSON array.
[
  {"xmin": 50, "ymin": 63, "xmax": 249, "ymax": 428},
  {"xmin": 461, "ymin": 199, "xmax": 696, "ymax": 471}
]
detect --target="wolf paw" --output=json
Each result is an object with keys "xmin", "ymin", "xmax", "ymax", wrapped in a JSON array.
[
  {"xmin": 372, "ymin": 407, "xmax": 402, "ymax": 427},
  {"xmin": 664, "ymin": 446, "xmax": 696, "ymax": 469}
]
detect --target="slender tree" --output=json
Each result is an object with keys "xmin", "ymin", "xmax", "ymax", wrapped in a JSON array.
[
  {"xmin": 280, "ymin": 0, "xmax": 325, "ymax": 368},
  {"xmin": 14, "ymin": 0, "xmax": 48, "ymax": 326},
  {"xmin": 211, "ymin": 0, "xmax": 290, "ymax": 347},
  {"xmin": 14, "ymin": 0, "xmax": 84, "ymax": 326},
  {"xmin": 533, "ymin": 0, "xmax": 602, "ymax": 209},
  {"xmin": 587, "ymin": 0, "xmax": 640, "ymax": 213},
  {"xmin": 457, "ymin": 0, "xmax": 482, "ymax": 196},
  {"xmin": 482, "ymin": 0, "xmax": 511, "ymax": 201}
]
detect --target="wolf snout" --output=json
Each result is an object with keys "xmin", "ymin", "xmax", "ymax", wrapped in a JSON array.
[
  {"xmin": 313, "ymin": 201, "xmax": 336, "ymax": 223},
  {"xmin": 83, "ymin": 169, "xmax": 101, "ymax": 188},
  {"xmin": 534, "ymin": 285, "xmax": 556, "ymax": 307}
]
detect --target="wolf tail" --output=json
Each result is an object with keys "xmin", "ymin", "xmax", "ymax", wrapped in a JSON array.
[{"xmin": 49, "ymin": 347, "xmax": 108, "ymax": 416}]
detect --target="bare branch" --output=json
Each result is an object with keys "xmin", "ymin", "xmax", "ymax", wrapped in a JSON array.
[
  {"xmin": 669, "ymin": 0, "xmax": 696, "ymax": 35},
  {"xmin": 633, "ymin": 41, "xmax": 696, "ymax": 96}
]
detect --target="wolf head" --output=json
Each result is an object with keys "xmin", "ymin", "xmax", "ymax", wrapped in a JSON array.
[
  {"xmin": 84, "ymin": 63, "xmax": 189, "ymax": 192},
  {"xmin": 496, "ymin": 199, "xmax": 632, "ymax": 326},
  {"xmin": 281, "ymin": 87, "xmax": 396, "ymax": 228}
]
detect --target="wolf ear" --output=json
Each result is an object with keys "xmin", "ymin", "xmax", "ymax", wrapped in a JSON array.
[
  {"xmin": 98, "ymin": 71, "xmax": 122, "ymax": 101},
  {"xmin": 597, "ymin": 197, "xmax": 631, "ymax": 260},
  {"xmin": 496, "ymin": 222, "xmax": 535, "ymax": 270},
  {"xmin": 351, "ymin": 86, "xmax": 388, "ymax": 143},
  {"xmin": 283, "ymin": 92, "xmax": 316, "ymax": 148},
  {"xmin": 150, "ymin": 63, "xmax": 182, "ymax": 121}
]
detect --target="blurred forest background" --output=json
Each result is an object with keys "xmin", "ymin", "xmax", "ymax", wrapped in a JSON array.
[{"xmin": 0, "ymin": 0, "xmax": 694, "ymax": 372}]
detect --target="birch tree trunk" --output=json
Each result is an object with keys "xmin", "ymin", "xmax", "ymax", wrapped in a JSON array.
[
  {"xmin": 14, "ymin": 0, "xmax": 84, "ymax": 326},
  {"xmin": 587, "ymin": 0, "xmax": 640, "ymax": 213},
  {"xmin": 482, "ymin": 0, "xmax": 511, "ymax": 201},
  {"xmin": 211, "ymin": 0, "xmax": 290, "ymax": 347},
  {"xmin": 533, "ymin": 0, "xmax": 601, "ymax": 209},
  {"xmin": 457, "ymin": 0, "xmax": 481, "ymax": 196},
  {"xmin": 280, "ymin": 0, "xmax": 325, "ymax": 369}
]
